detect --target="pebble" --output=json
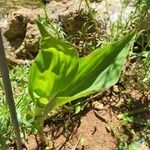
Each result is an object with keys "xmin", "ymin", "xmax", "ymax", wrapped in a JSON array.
[
  {"xmin": 113, "ymin": 85, "xmax": 119, "ymax": 93},
  {"xmin": 92, "ymin": 101, "xmax": 104, "ymax": 110}
]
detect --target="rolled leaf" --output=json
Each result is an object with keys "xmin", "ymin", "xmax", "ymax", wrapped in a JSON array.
[{"xmin": 28, "ymin": 32, "xmax": 79, "ymax": 106}]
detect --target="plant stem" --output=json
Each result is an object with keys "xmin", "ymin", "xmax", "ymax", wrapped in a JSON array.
[{"xmin": 0, "ymin": 29, "xmax": 22, "ymax": 150}]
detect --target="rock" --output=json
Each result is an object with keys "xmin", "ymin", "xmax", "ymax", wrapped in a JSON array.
[
  {"xmin": 140, "ymin": 142, "xmax": 149, "ymax": 150},
  {"xmin": 113, "ymin": 85, "xmax": 119, "ymax": 93},
  {"xmin": 3, "ymin": 8, "xmax": 36, "ymax": 41},
  {"xmin": 16, "ymin": 23, "xmax": 40, "ymax": 55},
  {"xmin": 46, "ymin": 0, "xmax": 86, "ymax": 20},
  {"xmin": 92, "ymin": 101, "xmax": 104, "ymax": 110},
  {"xmin": 2, "ymin": 8, "xmax": 41, "ymax": 64},
  {"xmin": 27, "ymin": 135, "xmax": 38, "ymax": 150},
  {"xmin": 115, "ymin": 97, "xmax": 124, "ymax": 107},
  {"xmin": 24, "ymin": 23, "xmax": 40, "ymax": 52},
  {"xmin": 0, "ymin": 17, "xmax": 8, "ymax": 28}
]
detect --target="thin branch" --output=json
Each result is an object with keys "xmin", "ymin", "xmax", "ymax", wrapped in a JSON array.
[{"xmin": 0, "ymin": 29, "xmax": 22, "ymax": 150}]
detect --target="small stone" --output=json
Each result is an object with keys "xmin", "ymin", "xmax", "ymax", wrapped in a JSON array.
[
  {"xmin": 115, "ymin": 98, "xmax": 124, "ymax": 107},
  {"xmin": 92, "ymin": 101, "xmax": 104, "ymax": 110},
  {"xmin": 27, "ymin": 135, "xmax": 38, "ymax": 150},
  {"xmin": 113, "ymin": 85, "xmax": 119, "ymax": 93}
]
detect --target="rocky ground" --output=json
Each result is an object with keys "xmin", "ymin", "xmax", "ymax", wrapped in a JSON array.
[{"xmin": 1, "ymin": 0, "xmax": 134, "ymax": 64}]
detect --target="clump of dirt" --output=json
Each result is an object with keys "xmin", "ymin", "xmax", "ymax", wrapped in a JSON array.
[{"xmin": 2, "ymin": 8, "xmax": 41, "ymax": 65}]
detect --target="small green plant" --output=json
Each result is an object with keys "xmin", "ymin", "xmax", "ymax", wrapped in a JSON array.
[
  {"xmin": 119, "ymin": 139, "xmax": 148, "ymax": 150},
  {"xmin": 118, "ymin": 109, "xmax": 150, "ymax": 126},
  {"xmin": 0, "ymin": 64, "xmax": 34, "ymax": 148},
  {"xmin": 28, "ymin": 20, "xmax": 136, "ymax": 145}
]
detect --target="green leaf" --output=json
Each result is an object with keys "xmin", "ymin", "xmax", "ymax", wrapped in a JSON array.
[
  {"xmin": 28, "ymin": 31, "xmax": 79, "ymax": 106},
  {"xmin": 59, "ymin": 31, "xmax": 135, "ymax": 97},
  {"xmin": 46, "ymin": 31, "xmax": 135, "ymax": 109},
  {"xmin": 36, "ymin": 19, "xmax": 50, "ymax": 38}
]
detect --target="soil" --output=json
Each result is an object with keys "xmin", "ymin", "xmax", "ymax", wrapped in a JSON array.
[
  {"xmin": 25, "ymin": 101, "xmax": 119, "ymax": 150},
  {"xmin": 23, "ymin": 83, "xmax": 149, "ymax": 150},
  {"xmin": 22, "ymin": 80, "xmax": 149, "ymax": 150},
  {"xmin": 51, "ymin": 110, "xmax": 117, "ymax": 150},
  {"xmin": 8, "ymin": 101, "xmax": 119, "ymax": 150}
]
